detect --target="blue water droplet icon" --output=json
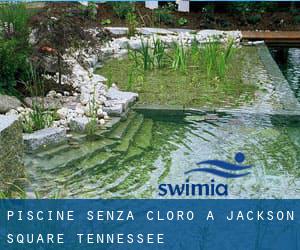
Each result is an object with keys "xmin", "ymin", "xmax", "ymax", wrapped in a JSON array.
[{"xmin": 235, "ymin": 152, "xmax": 245, "ymax": 163}]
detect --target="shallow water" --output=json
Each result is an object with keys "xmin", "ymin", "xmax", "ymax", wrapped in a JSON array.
[
  {"xmin": 270, "ymin": 47, "xmax": 300, "ymax": 102},
  {"xmin": 25, "ymin": 111, "xmax": 300, "ymax": 199}
]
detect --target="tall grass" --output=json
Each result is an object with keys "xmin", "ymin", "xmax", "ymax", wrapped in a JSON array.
[
  {"xmin": 153, "ymin": 38, "xmax": 166, "ymax": 69},
  {"xmin": 171, "ymin": 42, "xmax": 188, "ymax": 73},
  {"xmin": 21, "ymin": 64, "xmax": 55, "ymax": 133},
  {"xmin": 203, "ymin": 38, "xmax": 235, "ymax": 79}
]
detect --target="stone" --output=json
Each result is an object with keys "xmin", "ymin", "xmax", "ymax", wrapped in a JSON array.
[
  {"xmin": 106, "ymin": 87, "xmax": 138, "ymax": 104},
  {"xmin": 128, "ymin": 40, "xmax": 142, "ymax": 50},
  {"xmin": 103, "ymin": 104, "xmax": 123, "ymax": 117},
  {"xmin": 69, "ymin": 117, "xmax": 90, "ymax": 132},
  {"xmin": 0, "ymin": 94, "xmax": 22, "ymax": 113},
  {"xmin": 24, "ymin": 97, "xmax": 62, "ymax": 110},
  {"xmin": 23, "ymin": 127, "xmax": 67, "ymax": 151},
  {"xmin": 137, "ymin": 28, "xmax": 176, "ymax": 36},
  {"xmin": 57, "ymin": 107, "xmax": 69, "ymax": 120},
  {"xmin": 104, "ymin": 27, "xmax": 128, "ymax": 35},
  {"xmin": 6, "ymin": 109, "xmax": 18, "ymax": 116},
  {"xmin": 0, "ymin": 115, "xmax": 24, "ymax": 192},
  {"xmin": 99, "ymin": 119, "xmax": 105, "ymax": 125}
]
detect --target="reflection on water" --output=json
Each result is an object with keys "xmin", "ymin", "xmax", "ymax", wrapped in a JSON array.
[
  {"xmin": 269, "ymin": 47, "xmax": 300, "ymax": 101},
  {"xmin": 25, "ymin": 112, "xmax": 300, "ymax": 199}
]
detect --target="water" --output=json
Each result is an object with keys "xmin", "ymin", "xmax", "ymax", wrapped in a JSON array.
[
  {"xmin": 23, "ymin": 46, "xmax": 300, "ymax": 199},
  {"xmin": 25, "ymin": 111, "xmax": 300, "ymax": 199},
  {"xmin": 269, "ymin": 47, "xmax": 300, "ymax": 102}
]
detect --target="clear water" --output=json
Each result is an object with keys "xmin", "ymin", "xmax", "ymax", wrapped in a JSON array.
[
  {"xmin": 23, "ymin": 46, "xmax": 300, "ymax": 199},
  {"xmin": 25, "ymin": 111, "xmax": 300, "ymax": 199},
  {"xmin": 270, "ymin": 47, "xmax": 300, "ymax": 102}
]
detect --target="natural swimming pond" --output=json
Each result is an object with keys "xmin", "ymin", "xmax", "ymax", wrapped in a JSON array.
[
  {"xmin": 24, "ymin": 45, "xmax": 300, "ymax": 199},
  {"xmin": 25, "ymin": 110, "xmax": 300, "ymax": 199}
]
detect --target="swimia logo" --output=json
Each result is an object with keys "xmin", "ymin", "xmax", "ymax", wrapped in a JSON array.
[{"xmin": 158, "ymin": 152, "xmax": 252, "ymax": 197}]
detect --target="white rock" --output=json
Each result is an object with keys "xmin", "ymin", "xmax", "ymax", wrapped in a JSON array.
[
  {"xmin": 99, "ymin": 119, "xmax": 105, "ymax": 125},
  {"xmin": 6, "ymin": 109, "xmax": 18, "ymax": 116},
  {"xmin": 16, "ymin": 107, "xmax": 25, "ymax": 113},
  {"xmin": 47, "ymin": 90, "xmax": 56, "ymax": 98},
  {"xmin": 57, "ymin": 107, "xmax": 69, "ymax": 119}
]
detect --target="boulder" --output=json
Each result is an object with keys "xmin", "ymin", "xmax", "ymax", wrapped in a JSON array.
[
  {"xmin": 106, "ymin": 87, "xmax": 138, "ymax": 106},
  {"xmin": 23, "ymin": 127, "xmax": 67, "ymax": 151},
  {"xmin": 69, "ymin": 117, "xmax": 90, "ymax": 132},
  {"xmin": 24, "ymin": 97, "xmax": 63, "ymax": 110},
  {"xmin": 0, "ymin": 115, "xmax": 24, "ymax": 192},
  {"xmin": 103, "ymin": 103, "xmax": 123, "ymax": 117},
  {"xmin": 0, "ymin": 95, "xmax": 22, "ymax": 113}
]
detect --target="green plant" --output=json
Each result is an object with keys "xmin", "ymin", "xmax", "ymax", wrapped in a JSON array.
[
  {"xmin": 294, "ymin": 15, "xmax": 300, "ymax": 24},
  {"xmin": 189, "ymin": 38, "xmax": 201, "ymax": 65},
  {"xmin": 247, "ymin": 14, "xmax": 262, "ymax": 25},
  {"xmin": 177, "ymin": 17, "xmax": 188, "ymax": 26},
  {"xmin": 112, "ymin": 2, "xmax": 135, "ymax": 19},
  {"xmin": 101, "ymin": 18, "xmax": 112, "ymax": 25},
  {"xmin": 126, "ymin": 12, "xmax": 138, "ymax": 37},
  {"xmin": 0, "ymin": 3, "xmax": 31, "ymax": 95},
  {"xmin": 203, "ymin": 38, "xmax": 235, "ymax": 79},
  {"xmin": 171, "ymin": 42, "xmax": 188, "ymax": 73},
  {"xmin": 85, "ymin": 86, "xmax": 99, "ymax": 136},
  {"xmin": 154, "ymin": 4, "xmax": 175, "ymax": 26},
  {"xmin": 153, "ymin": 38, "xmax": 167, "ymax": 69},
  {"xmin": 21, "ymin": 64, "xmax": 56, "ymax": 133}
]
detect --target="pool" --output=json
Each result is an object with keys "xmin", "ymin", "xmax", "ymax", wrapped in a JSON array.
[
  {"xmin": 24, "ymin": 45, "xmax": 300, "ymax": 199},
  {"xmin": 24, "ymin": 110, "xmax": 300, "ymax": 199},
  {"xmin": 269, "ymin": 47, "xmax": 300, "ymax": 102}
]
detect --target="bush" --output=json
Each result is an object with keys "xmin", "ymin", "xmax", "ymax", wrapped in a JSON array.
[
  {"xmin": 294, "ymin": 15, "xmax": 300, "ymax": 24},
  {"xmin": 0, "ymin": 3, "xmax": 31, "ymax": 94},
  {"xmin": 112, "ymin": 2, "xmax": 135, "ymax": 19},
  {"xmin": 0, "ymin": 38, "xmax": 29, "ymax": 94},
  {"xmin": 154, "ymin": 3, "xmax": 176, "ymax": 26},
  {"xmin": 247, "ymin": 14, "xmax": 262, "ymax": 25}
]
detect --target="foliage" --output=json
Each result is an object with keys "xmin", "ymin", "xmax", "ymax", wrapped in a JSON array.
[
  {"xmin": 126, "ymin": 12, "xmax": 138, "ymax": 37},
  {"xmin": 0, "ymin": 2, "xmax": 31, "ymax": 95},
  {"xmin": 101, "ymin": 18, "xmax": 112, "ymax": 25},
  {"xmin": 247, "ymin": 14, "xmax": 262, "ymax": 25},
  {"xmin": 154, "ymin": 3, "xmax": 176, "ymax": 26},
  {"xmin": 85, "ymin": 86, "xmax": 99, "ymax": 136},
  {"xmin": 177, "ymin": 17, "xmax": 188, "ymax": 26},
  {"xmin": 112, "ymin": 2, "xmax": 135, "ymax": 20},
  {"xmin": 97, "ymin": 45, "xmax": 256, "ymax": 108},
  {"xmin": 203, "ymin": 38, "xmax": 235, "ymax": 80},
  {"xmin": 21, "ymin": 64, "xmax": 55, "ymax": 133},
  {"xmin": 153, "ymin": 38, "xmax": 167, "ymax": 69},
  {"xmin": 171, "ymin": 42, "xmax": 188, "ymax": 73},
  {"xmin": 294, "ymin": 15, "xmax": 300, "ymax": 24}
]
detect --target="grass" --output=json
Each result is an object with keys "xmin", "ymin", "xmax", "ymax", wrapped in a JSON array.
[{"xmin": 96, "ymin": 43, "xmax": 258, "ymax": 108}]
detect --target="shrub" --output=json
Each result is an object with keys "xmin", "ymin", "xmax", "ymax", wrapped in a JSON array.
[
  {"xmin": 294, "ymin": 15, "xmax": 300, "ymax": 24},
  {"xmin": 247, "ymin": 14, "xmax": 262, "ymax": 25},
  {"xmin": 0, "ymin": 2, "xmax": 31, "ymax": 94},
  {"xmin": 177, "ymin": 17, "xmax": 188, "ymax": 26},
  {"xmin": 154, "ymin": 4, "xmax": 175, "ymax": 26},
  {"xmin": 112, "ymin": 2, "xmax": 135, "ymax": 19}
]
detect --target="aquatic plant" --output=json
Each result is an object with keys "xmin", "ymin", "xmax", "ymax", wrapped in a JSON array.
[
  {"xmin": 140, "ymin": 39, "xmax": 154, "ymax": 71},
  {"xmin": 171, "ymin": 42, "xmax": 188, "ymax": 73},
  {"xmin": 126, "ymin": 13, "xmax": 138, "ymax": 37},
  {"xmin": 203, "ymin": 38, "xmax": 235, "ymax": 79},
  {"xmin": 152, "ymin": 38, "xmax": 167, "ymax": 69}
]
